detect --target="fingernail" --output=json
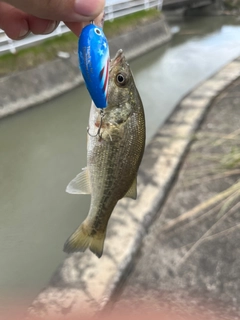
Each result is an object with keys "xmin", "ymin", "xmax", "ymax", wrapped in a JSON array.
[
  {"xmin": 19, "ymin": 23, "xmax": 29, "ymax": 38},
  {"xmin": 44, "ymin": 21, "xmax": 58, "ymax": 34},
  {"xmin": 74, "ymin": 0, "xmax": 93, "ymax": 16}
]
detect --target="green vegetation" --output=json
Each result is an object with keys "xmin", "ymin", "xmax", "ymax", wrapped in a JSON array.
[
  {"xmin": 0, "ymin": 33, "xmax": 77, "ymax": 76},
  {"xmin": 223, "ymin": 0, "xmax": 240, "ymax": 9},
  {"xmin": 161, "ymin": 127, "xmax": 240, "ymax": 266},
  {"xmin": 104, "ymin": 8, "xmax": 161, "ymax": 38},
  {"xmin": 221, "ymin": 146, "xmax": 240, "ymax": 169},
  {"xmin": 0, "ymin": 8, "xmax": 160, "ymax": 77},
  {"xmin": 183, "ymin": 128, "xmax": 240, "ymax": 207}
]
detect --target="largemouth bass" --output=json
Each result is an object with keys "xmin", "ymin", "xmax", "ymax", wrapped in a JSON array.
[{"xmin": 64, "ymin": 49, "xmax": 145, "ymax": 258}]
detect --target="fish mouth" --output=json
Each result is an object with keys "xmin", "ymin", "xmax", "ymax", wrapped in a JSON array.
[{"xmin": 111, "ymin": 49, "xmax": 126, "ymax": 66}]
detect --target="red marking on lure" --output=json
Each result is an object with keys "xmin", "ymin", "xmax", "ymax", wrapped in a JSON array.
[
  {"xmin": 101, "ymin": 59, "xmax": 109, "ymax": 95},
  {"xmin": 78, "ymin": 24, "xmax": 110, "ymax": 109},
  {"xmin": 99, "ymin": 66, "xmax": 105, "ymax": 81}
]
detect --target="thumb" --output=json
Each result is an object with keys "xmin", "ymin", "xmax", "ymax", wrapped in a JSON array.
[{"xmin": 2, "ymin": 0, "xmax": 105, "ymax": 22}]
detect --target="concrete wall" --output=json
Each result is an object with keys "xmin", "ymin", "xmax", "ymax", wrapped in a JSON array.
[{"xmin": 0, "ymin": 17, "xmax": 171, "ymax": 119}]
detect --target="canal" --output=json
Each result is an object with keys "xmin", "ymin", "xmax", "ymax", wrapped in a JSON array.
[{"xmin": 1, "ymin": 15, "xmax": 240, "ymax": 309}]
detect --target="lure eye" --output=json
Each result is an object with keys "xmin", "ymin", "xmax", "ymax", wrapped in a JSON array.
[
  {"xmin": 94, "ymin": 28, "xmax": 101, "ymax": 36},
  {"xmin": 116, "ymin": 73, "xmax": 126, "ymax": 86}
]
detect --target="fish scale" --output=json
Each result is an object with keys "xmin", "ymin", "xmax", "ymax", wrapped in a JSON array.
[{"xmin": 64, "ymin": 50, "xmax": 145, "ymax": 258}]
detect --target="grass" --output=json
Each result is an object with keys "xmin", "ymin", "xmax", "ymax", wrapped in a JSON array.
[
  {"xmin": 0, "ymin": 8, "xmax": 160, "ymax": 77},
  {"xmin": 221, "ymin": 147, "xmax": 240, "ymax": 169},
  {"xmin": 159, "ymin": 125, "xmax": 240, "ymax": 270},
  {"xmin": 0, "ymin": 33, "xmax": 77, "ymax": 76},
  {"xmin": 104, "ymin": 8, "xmax": 161, "ymax": 38},
  {"xmin": 223, "ymin": 0, "xmax": 240, "ymax": 9},
  {"xmin": 179, "ymin": 128, "xmax": 240, "ymax": 188},
  {"xmin": 160, "ymin": 127, "xmax": 240, "ymax": 265}
]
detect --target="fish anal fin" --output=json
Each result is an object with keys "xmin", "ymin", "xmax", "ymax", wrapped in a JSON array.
[
  {"xmin": 124, "ymin": 177, "xmax": 137, "ymax": 200},
  {"xmin": 66, "ymin": 167, "xmax": 91, "ymax": 194}
]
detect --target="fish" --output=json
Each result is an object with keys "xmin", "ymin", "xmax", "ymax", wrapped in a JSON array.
[
  {"xmin": 78, "ymin": 24, "xmax": 109, "ymax": 109},
  {"xmin": 64, "ymin": 49, "xmax": 146, "ymax": 258}
]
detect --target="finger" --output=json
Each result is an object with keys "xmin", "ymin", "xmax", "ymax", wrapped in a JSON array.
[
  {"xmin": 64, "ymin": 22, "xmax": 84, "ymax": 38},
  {"xmin": 65, "ymin": 11, "xmax": 105, "ymax": 37},
  {"xmin": 92, "ymin": 11, "xmax": 105, "ymax": 28},
  {"xmin": 2, "ymin": 0, "xmax": 105, "ymax": 22},
  {"xmin": 0, "ymin": 2, "xmax": 29, "ymax": 39},
  {"xmin": 0, "ymin": 2, "xmax": 59, "ymax": 39},
  {"xmin": 27, "ymin": 16, "xmax": 59, "ymax": 35}
]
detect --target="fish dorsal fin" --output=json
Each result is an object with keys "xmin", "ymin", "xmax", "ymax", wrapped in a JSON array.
[
  {"xmin": 124, "ymin": 177, "xmax": 137, "ymax": 200},
  {"xmin": 66, "ymin": 168, "xmax": 91, "ymax": 194}
]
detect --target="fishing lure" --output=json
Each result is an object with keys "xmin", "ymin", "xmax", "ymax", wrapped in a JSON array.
[{"xmin": 78, "ymin": 23, "xmax": 110, "ymax": 109}]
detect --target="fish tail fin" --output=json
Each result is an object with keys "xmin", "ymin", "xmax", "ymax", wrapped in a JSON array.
[
  {"xmin": 63, "ymin": 220, "xmax": 106, "ymax": 258},
  {"xmin": 89, "ymin": 233, "xmax": 106, "ymax": 258}
]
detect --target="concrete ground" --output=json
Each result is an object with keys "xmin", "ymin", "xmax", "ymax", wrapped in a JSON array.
[
  {"xmin": 107, "ymin": 78, "xmax": 240, "ymax": 319},
  {"xmin": 27, "ymin": 58, "xmax": 240, "ymax": 320}
]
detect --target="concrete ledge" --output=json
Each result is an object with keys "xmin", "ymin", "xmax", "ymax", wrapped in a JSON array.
[
  {"xmin": 28, "ymin": 57, "xmax": 240, "ymax": 318},
  {"xmin": 0, "ymin": 17, "xmax": 171, "ymax": 119}
]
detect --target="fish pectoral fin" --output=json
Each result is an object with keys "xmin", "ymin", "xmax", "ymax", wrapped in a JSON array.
[
  {"xmin": 66, "ymin": 167, "xmax": 91, "ymax": 194},
  {"xmin": 124, "ymin": 177, "xmax": 137, "ymax": 200}
]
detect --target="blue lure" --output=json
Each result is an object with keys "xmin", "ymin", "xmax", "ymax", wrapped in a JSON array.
[{"xmin": 78, "ymin": 24, "xmax": 110, "ymax": 109}]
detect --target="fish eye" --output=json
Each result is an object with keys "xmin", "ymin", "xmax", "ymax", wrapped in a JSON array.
[
  {"xmin": 116, "ymin": 73, "xmax": 126, "ymax": 86},
  {"xmin": 94, "ymin": 28, "xmax": 101, "ymax": 36}
]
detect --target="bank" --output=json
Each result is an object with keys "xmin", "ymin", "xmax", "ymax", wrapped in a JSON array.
[
  {"xmin": 0, "ymin": 13, "xmax": 171, "ymax": 119},
  {"xmin": 28, "ymin": 56, "xmax": 240, "ymax": 320}
]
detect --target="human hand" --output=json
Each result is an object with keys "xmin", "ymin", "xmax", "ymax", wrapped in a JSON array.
[{"xmin": 0, "ymin": 0, "xmax": 105, "ymax": 40}]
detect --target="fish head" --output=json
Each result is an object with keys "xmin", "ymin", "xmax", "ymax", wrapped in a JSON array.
[{"xmin": 108, "ymin": 49, "xmax": 136, "ymax": 109}]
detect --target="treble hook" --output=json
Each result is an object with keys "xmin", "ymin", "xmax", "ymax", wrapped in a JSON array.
[{"xmin": 87, "ymin": 110, "xmax": 105, "ymax": 138}]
